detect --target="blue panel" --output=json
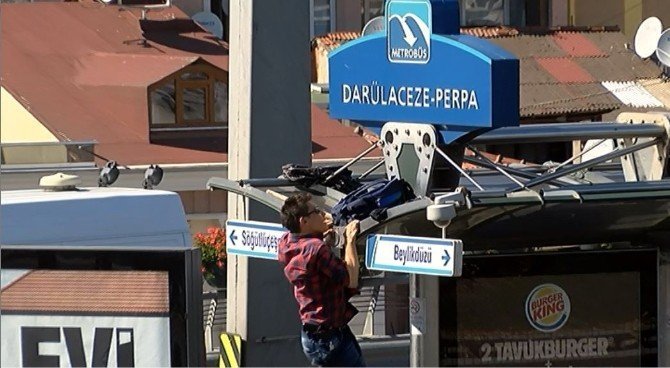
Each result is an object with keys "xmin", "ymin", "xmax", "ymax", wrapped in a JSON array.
[{"xmin": 430, "ymin": 0, "xmax": 460, "ymax": 36}]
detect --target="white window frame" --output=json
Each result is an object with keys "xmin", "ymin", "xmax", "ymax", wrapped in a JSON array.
[{"xmin": 310, "ymin": 0, "xmax": 337, "ymax": 38}]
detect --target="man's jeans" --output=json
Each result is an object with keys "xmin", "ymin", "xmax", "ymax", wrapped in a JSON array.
[{"xmin": 301, "ymin": 325, "xmax": 366, "ymax": 367}]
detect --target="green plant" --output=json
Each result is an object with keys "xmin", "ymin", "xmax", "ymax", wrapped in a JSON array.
[{"xmin": 193, "ymin": 227, "xmax": 227, "ymax": 275}]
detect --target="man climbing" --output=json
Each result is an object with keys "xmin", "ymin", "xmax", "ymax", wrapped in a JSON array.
[{"xmin": 278, "ymin": 193, "xmax": 366, "ymax": 367}]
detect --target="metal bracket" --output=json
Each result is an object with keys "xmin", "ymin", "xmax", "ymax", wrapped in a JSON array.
[
  {"xmin": 426, "ymin": 187, "xmax": 468, "ymax": 228},
  {"xmin": 380, "ymin": 123, "xmax": 438, "ymax": 196},
  {"xmin": 616, "ymin": 112, "xmax": 670, "ymax": 182}
]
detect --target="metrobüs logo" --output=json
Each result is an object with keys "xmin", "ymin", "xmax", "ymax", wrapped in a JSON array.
[
  {"xmin": 386, "ymin": 0, "xmax": 432, "ymax": 64},
  {"xmin": 525, "ymin": 283, "xmax": 571, "ymax": 332}
]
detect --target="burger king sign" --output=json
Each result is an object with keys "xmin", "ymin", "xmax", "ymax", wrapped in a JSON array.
[{"xmin": 525, "ymin": 283, "xmax": 571, "ymax": 332}]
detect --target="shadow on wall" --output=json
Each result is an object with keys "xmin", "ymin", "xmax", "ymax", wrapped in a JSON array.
[{"xmin": 140, "ymin": 19, "xmax": 229, "ymax": 55}]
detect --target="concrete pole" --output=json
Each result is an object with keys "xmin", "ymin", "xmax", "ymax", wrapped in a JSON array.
[
  {"xmin": 409, "ymin": 274, "xmax": 440, "ymax": 367},
  {"xmin": 227, "ymin": 0, "xmax": 311, "ymax": 365}
]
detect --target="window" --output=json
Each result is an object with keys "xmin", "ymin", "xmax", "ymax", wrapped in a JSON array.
[
  {"xmin": 310, "ymin": 0, "xmax": 336, "ymax": 38},
  {"xmin": 149, "ymin": 65, "xmax": 228, "ymax": 129},
  {"xmin": 460, "ymin": 0, "xmax": 549, "ymax": 27},
  {"xmin": 461, "ymin": 0, "xmax": 506, "ymax": 26},
  {"xmin": 362, "ymin": 0, "xmax": 385, "ymax": 25}
]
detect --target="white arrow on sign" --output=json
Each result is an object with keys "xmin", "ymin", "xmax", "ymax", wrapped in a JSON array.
[
  {"xmin": 365, "ymin": 234, "xmax": 463, "ymax": 277},
  {"xmin": 225, "ymin": 220, "xmax": 287, "ymax": 260}
]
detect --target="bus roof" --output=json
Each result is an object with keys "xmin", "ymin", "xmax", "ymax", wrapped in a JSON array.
[{"xmin": 1, "ymin": 187, "xmax": 191, "ymax": 248}]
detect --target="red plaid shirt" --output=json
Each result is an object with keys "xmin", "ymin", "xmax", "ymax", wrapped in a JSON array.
[{"xmin": 278, "ymin": 232, "xmax": 358, "ymax": 328}]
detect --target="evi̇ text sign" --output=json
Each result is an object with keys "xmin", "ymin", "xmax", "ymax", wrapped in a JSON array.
[{"xmin": 329, "ymin": 0, "xmax": 519, "ymax": 130}]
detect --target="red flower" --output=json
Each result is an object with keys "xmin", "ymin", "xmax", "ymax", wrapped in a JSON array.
[{"xmin": 193, "ymin": 227, "xmax": 227, "ymax": 274}]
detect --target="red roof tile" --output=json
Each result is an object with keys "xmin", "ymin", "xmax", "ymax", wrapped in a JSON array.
[
  {"xmin": 311, "ymin": 105, "xmax": 381, "ymax": 159},
  {"xmin": 1, "ymin": 270, "xmax": 169, "ymax": 314},
  {"xmin": 489, "ymin": 35, "xmax": 566, "ymax": 58},
  {"xmin": 552, "ymin": 32, "xmax": 606, "ymax": 57},
  {"xmin": 460, "ymin": 26, "xmax": 519, "ymax": 38},
  {"xmin": 520, "ymin": 83, "xmax": 621, "ymax": 117},
  {"xmin": 519, "ymin": 58, "xmax": 557, "ymax": 84},
  {"xmin": 75, "ymin": 53, "xmax": 200, "ymax": 87},
  {"xmin": 535, "ymin": 57, "xmax": 595, "ymax": 83}
]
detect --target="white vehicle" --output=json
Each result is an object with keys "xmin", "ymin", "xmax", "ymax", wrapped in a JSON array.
[{"xmin": 0, "ymin": 174, "xmax": 204, "ymax": 367}]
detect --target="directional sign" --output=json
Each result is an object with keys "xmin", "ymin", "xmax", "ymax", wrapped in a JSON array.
[
  {"xmin": 225, "ymin": 220, "xmax": 287, "ymax": 260},
  {"xmin": 365, "ymin": 234, "xmax": 462, "ymax": 276}
]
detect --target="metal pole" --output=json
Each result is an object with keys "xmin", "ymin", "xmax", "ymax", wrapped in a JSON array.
[
  {"xmin": 547, "ymin": 138, "xmax": 607, "ymax": 173},
  {"xmin": 359, "ymin": 159, "xmax": 386, "ymax": 180},
  {"xmin": 511, "ymin": 138, "xmax": 660, "ymax": 191},
  {"xmin": 462, "ymin": 155, "xmax": 581, "ymax": 186},
  {"xmin": 435, "ymin": 146, "xmax": 485, "ymax": 191},
  {"xmin": 324, "ymin": 142, "xmax": 381, "ymax": 183},
  {"xmin": 409, "ymin": 274, "xmax": 420, "ymax": 368},
  {"xmin": 466, "ymin": 145, "xmax": 526, "ymax": 189}
]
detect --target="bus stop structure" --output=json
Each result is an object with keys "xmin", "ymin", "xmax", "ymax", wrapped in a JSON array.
[{"xmin": 211, "ymin": 0, "xmax": 670, "ymax": 366}]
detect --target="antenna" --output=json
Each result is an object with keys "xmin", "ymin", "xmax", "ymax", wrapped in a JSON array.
[
  {"xmin": 192, "ymin": 11, "xmax": 224, "ymax": 39},
  {"xmin": 656, "ymin": 29, "xmax": 670, "ymax": 69},
  {"xmin": 362, "ymin": 15, "xmax": 385, "ymax": 37},
  {"xmin": 634, "ymin": 17, "xmax": 663, "ymax": 59}
]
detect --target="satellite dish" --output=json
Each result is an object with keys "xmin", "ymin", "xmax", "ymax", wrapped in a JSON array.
[
  {"xmin": 362, "ymin": 16, "xmax": 385, "ymax": 37},
  {"xmin": 192, "ymin": 11, "xmax": 224, "ymax": 39},
  {"xmin": 656, "ymin": 28, "xmax": 670, "ymax": 68},
  {"xmin": 634, "ymin": 17, "xmax": 663, "ymax": 58}
]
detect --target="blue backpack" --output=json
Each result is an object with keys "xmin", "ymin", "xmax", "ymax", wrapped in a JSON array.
[{"xmin": 331, "ymin": 178, "xmax": 416, "ymax": 226}]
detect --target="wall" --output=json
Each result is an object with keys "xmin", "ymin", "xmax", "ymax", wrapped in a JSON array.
[
  {"xmin": 572, "ymin": 0, "xmax": 625, "ymax": 30},
  {"xmin": 643, "ymin": 0, "xmax": 670, "ymax": 34},
  {"xmin": 571, "ymin": 0, "xmax": 670, "ymax": 41},
  {"xmin": 337, "ymin": 0, "xmax": 362, "ymax": 32},
  {"xmin": 551, "ymin": 0, "xmax": 569, "ymax": 27},
  {"xmin": 172, "ymin": 0, "xmax": 203, "ymax": 17},
  {"xmin": 1, "ymin": 88, "xmax": 59, "ymax": 143},
  {"xmin": 0, "ymin": 88, "xmax": 67, "ymax": 165}
]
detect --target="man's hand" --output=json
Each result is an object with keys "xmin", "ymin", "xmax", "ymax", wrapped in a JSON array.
[
  {"xmin": 323, "ymin": 212, "xmax": 335, "ymax": 246},
  {"xmin": 324, "ymin": 212, "xmax": 334, "ymax": 229},
  {"xmin": 345, "ymin": 220, "xmax": 360, "ymax": 245},
  {"xmin": 343, "ymin": 220, "xmax": 360, "ymax": 288}
]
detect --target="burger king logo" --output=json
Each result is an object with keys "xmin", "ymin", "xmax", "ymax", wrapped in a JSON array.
[{"xmin": 525, "ymin": 283, "xmax": 570, "ymax": 332}]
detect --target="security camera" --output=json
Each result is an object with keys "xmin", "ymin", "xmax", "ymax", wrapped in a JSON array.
[{"xmin": 426, "ymin": 203, "xmax": 457, "ymax": 228}]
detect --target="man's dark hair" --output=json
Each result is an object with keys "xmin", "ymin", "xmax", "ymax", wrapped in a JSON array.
[{"xmin": 280, "ymin": 193, "xmax": 312, "ymax": 233}]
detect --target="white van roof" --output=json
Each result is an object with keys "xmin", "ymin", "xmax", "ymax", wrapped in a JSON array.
[{"xmin": 1, "ymin": 187, "xmax": 191, "ymax": 249}]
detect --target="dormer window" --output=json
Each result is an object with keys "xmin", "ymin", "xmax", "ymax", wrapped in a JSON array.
[{"xmin": 149, "ymin": 64, "xmax": 228, "ymax": 129}]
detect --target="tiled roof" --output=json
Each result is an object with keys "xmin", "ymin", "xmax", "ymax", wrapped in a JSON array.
[
  {"xmin": 460, "ymin": 26, "xmax": 519, "ymax": 38},
  {"xmin": 552, "ymin": 32, "xmax": 606, "ymax": 57},
  {"xmin": 488, "ymin": 35, "xmax": 566, "ymax": 58},
  {"xmin": 518, "ymin": 58, "xmax": 556, "ymax": 84},
  {"xmin": 578, "ymin": 53, "xmax": 662, "ymax": 81},
  {"xmin": 520, "ymin": 83, "xmax": 621, "ymax": 117},
  {"xmin": 640, "ymin": 79, "xmax": 670, "ymax": 108},
  {"xmin": 535, "ymin": 57, "xmax": 595, "ymax": 83},
  {"xmin": 1, "ymin": 270, "xmax": 169, "ymax": 315},
  {"xmin": 2, "ymin": 2, "xmax": 378, "ymax": 165},
  {"xmin": 601, "ymin": 81, "xmax": 664, "ymax": 108},
  {"xmin": 312, "ymin": 31, "xmax": 361, "ymax": 52}
]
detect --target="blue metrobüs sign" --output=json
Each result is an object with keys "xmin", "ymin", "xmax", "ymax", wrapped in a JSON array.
[
  {"xmin": 329, "ymin": 0, "xmax": 519, "ymax": 142},
  {"xmin": 387, "ymin": 0, "xmax": 432, "ymax": 64}
]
